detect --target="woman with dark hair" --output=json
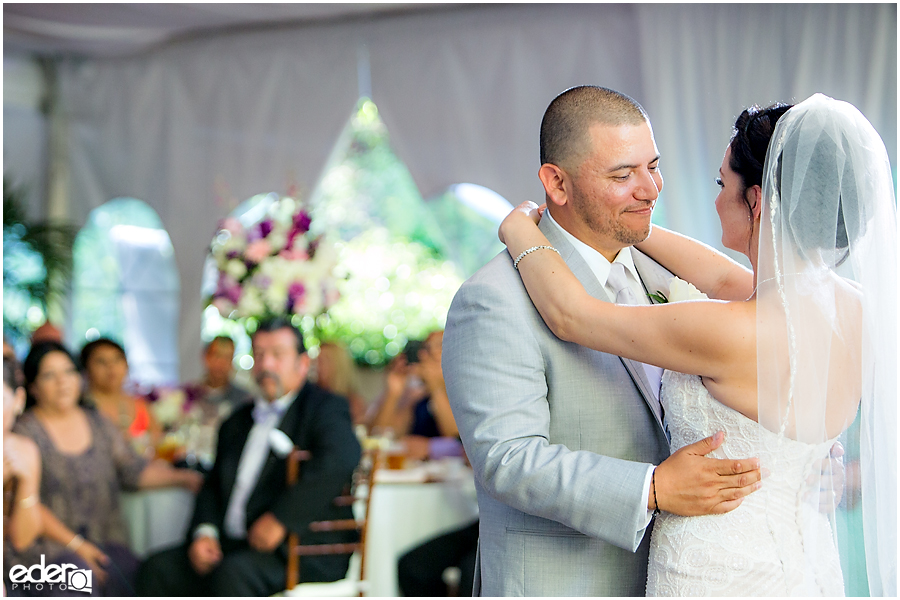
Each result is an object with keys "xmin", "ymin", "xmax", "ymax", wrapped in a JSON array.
[
  {"xmin": 498, "ymin": 95, "xmax": 895, "ymax": 595},
  {"xmin": 80, "ymin": 338, "xmax": 160, "ymax": 452},
  {"xmin": 9, "ymin": 341, "xmax": 203, "ymax": 596}
]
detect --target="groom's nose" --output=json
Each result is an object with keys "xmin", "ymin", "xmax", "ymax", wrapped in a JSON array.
[{"xmin": 635, "ymin": 168, "xmax": 662, "ymax": 200}]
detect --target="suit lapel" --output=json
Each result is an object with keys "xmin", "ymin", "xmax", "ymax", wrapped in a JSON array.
[
  {"xmin": 539, "ymin": 220, "xmax": 666, "ymax": 434},
  {"xmin": 221, "ymin": 408, "xmax": 255, "ymax": 501},
  {"xmin": 632, "ymin": 248, "xmax": 674, "ymax": 304}
]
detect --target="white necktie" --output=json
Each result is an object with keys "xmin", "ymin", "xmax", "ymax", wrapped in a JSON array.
[
  {"xmin": 607, "ymin": 262, "xmax": 639, "ymax": 305},
  {"xmin": 606, "ymin": 263, "xmax": 664, "ymax": 402}
]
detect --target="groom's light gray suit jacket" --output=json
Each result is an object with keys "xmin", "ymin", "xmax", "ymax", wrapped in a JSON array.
[{"xmin": 443, "ymin": 218, "xmax": 672, "ymax": 596}]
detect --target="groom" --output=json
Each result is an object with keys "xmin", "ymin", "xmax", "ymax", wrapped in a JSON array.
[{"xmin": 442, "ymin": 86, "xmax": 762, "ymax": 596}]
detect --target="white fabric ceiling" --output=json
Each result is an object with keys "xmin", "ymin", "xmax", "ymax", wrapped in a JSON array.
[{"xmin": 3, "ymin": 3, "xmax": 457, "ymax": 57}]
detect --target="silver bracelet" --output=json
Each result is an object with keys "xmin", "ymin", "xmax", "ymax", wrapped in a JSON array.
[
  {"xmin": 513, "ymin": 245, "xmax": 560, "ymax": 270},
  {"xmin": 67, "ymin": 534, "xmax": 84, "ymax": 552}
]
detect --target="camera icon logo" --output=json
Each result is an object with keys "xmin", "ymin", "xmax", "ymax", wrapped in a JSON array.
[{"xmin": 67, "ymin": 569, "xmax": 92, "ymax": 594}]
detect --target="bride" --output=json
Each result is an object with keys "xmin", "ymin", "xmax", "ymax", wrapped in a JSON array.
[{"xmin": 499, "ymin": 94, "xmax": 896, "ymax": 596}]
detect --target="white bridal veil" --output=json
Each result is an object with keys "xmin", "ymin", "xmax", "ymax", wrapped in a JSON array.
[{"xmin": 756, "ymin": 93, "xmax": 897, "ymax": 595}]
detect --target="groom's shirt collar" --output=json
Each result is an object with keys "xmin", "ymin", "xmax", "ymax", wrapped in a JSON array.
[{"xmin": 544, "ymin": 210, "xmax": 641, "ymax": 291}]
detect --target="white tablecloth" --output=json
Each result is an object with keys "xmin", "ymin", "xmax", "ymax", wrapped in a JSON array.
[
  {"xmin": 121, "ymin": 488, "xmax": 195, "ymax": 558},
  {"xmin": 365, "ymin": 467, "xmax": 479, "ymax": 597}
]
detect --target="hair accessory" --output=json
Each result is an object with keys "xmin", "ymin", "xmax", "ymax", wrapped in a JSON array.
[
  {"xmin": 743, "ymin": 111, "xmax": 760, "ymax": 136},
  {"xmin": 513, "ymin": 245, "xmax": 560, "ymax": 270}
]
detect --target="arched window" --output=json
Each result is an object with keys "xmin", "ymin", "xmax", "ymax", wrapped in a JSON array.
[{"xmin": 72, "ymin": 198, "xmax": 180, "ymax": 385}]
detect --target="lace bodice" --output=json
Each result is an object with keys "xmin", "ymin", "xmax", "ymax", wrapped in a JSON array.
[{"xmin": 646, "ymin": 371, "xmax": 844, "ymax": 596}]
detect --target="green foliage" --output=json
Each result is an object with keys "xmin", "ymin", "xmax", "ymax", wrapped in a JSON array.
[{"xmin": 3, "ymin": 176, "xmax": 77, "ymax": 345}]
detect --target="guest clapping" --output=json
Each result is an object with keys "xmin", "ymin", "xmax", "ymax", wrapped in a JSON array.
[
  {"xmin": 9, "ymin": 342, "xmax": 202, "ymax": 595},
  {"xmin": 368, "ymin": 331, "xmax": 460, "ymax": 461}
]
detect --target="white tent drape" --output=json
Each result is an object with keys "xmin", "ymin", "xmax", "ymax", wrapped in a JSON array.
[{"xmin": 42, "ymin": 3, "xmax": 894, "ymax": 379}]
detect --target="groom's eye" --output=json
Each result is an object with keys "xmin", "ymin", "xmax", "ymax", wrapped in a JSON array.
[{"xmin": 715, "ymin": 177, "xmax": 724, "ymax": 188}]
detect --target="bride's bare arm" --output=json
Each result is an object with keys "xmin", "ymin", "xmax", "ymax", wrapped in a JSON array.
[
  {"xmin": 499, "ymin": 203, "xmax": 754, "ymax": 413},
  {"xmin": 635, "ymin": 225, "xmax": 753, "ymax": 301}
]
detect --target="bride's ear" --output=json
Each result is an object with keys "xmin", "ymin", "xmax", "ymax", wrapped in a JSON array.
[
  {"xmin": 748, "ymin": 185, "xmax": 763, "ymax": 221},
  {"xmin": 538, "ymin": 164, "xmax": 570, "ymax": 208}
]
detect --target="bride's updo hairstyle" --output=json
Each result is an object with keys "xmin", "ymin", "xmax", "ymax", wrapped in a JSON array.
[{"xmin": 728, "ymin": 103, "xmax": 793, "ymax": 247}]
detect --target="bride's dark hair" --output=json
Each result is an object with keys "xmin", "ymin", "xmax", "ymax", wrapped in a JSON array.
[{"xmin": 728, "ymin": 103, "xmax": 793, "ymax": 249}]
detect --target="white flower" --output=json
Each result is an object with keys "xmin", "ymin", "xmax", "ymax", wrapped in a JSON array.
[
  {"xmin": 266, "ymin": 231, "xmax": 287, "ymax": 253},
  {"xmin": 237, "ymin": 286, "xmax": 266, "ymax": 318},
  {"xmin": 150, "ymin": 389, "xmax": 186, "ymax": 426},
  {"xmin": 667, "ymin": 277, "xmax": 709, "ymax": 302},
  {"xmin": 225, "ymin": 259, "xmax": 247, "ymax": 280}
]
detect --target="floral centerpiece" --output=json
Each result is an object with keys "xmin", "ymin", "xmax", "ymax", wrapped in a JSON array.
[{"xmin": 206, "ymin": 194, "xmax": 340, "ymax": 324}]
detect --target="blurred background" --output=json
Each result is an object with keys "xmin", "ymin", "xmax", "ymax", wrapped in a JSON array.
[{"xmin": 4, "ymin": 2, "xmax": 896, "ymax": 386}]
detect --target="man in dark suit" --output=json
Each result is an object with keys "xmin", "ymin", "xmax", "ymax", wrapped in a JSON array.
[{"xmin": 137, "ymin": 317, "xmax": 361, "ymax": 596}]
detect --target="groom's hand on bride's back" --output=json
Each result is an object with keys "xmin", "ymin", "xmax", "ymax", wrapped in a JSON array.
[{"xmin": 652, "ymin": 431, "xmax": 762, "ymax": 516}]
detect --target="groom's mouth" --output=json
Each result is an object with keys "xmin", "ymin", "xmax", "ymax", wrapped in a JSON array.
[{"xmin": 624, "ymin": 202, "xmax": 655, "ymax": 216}]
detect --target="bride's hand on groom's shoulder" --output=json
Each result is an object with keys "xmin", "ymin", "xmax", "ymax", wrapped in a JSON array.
[
  {"xmin": 653, "ymin": 431, "xmax": 763, "ymax": 517},
  {"xmin": 498, "ymin": 201, "xmax": 545, "ymax": 245}
]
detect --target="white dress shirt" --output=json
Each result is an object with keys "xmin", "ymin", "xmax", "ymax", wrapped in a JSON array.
[{"xmin": 193, "ymin": 390, "xmax": 297, "ymax": 542}]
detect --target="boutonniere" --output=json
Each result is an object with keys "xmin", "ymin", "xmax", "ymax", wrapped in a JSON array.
[
  {"xmin": 648, "ymin": 290, "xmax": 668, "ymax": 304},
  {"xmin": 665, "ymin": 277, "xmax": 709, "ymax": 303}
]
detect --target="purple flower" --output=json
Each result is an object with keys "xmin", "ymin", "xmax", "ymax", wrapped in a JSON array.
[
  {"xmin": 288, "ymin": 282, "xmax": 306, "ymax": 302},
  {"xmin": 182, "ymin": 383, "xmax": 205, "ymax": 412},
  {"xmin": 258, "ymin": 219, "xmax": 274, "ymax": 239},
  {"xmin": 293, "ymin": 212, "xmax": 312, "ymax": 234},
  {"xmin": 216, "ymin": 273, "xmax": 242, "ymax": 303}
]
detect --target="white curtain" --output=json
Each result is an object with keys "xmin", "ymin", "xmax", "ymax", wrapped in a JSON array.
[
  {"xmin": 52, "ymin": 3, "xmax": 896, "ymax": 380},
  {"xmin": 636, "ymin": 3, "xmax": 897, "ymax": 264}
]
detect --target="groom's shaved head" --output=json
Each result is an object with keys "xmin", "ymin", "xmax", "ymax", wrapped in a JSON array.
[{"xmin": 540, "ymin": 86, "xmax": 649, "ymax": 173}]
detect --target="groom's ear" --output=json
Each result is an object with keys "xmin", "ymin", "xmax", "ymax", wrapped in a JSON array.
[{"xmin": 538, "ymin": 163, "xmax": 571, "ymax": 208}]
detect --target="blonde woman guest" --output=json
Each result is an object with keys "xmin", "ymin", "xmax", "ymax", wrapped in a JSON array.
[{"xmin": 315, "ymin": 341, "xmax": 367, "ymax": 425}]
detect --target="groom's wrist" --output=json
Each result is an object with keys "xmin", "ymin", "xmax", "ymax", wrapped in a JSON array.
[{"xmin": 641, "ymin": 464, "xmax": 656, "ymax": 513}]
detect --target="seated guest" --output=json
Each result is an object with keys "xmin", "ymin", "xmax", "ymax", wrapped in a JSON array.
[
  {"xmin": 10, "ymin": 342, "xmax": 203, "ymax": 596},
  {"xmin": 30, "ymin": 321, "xmax": 63, "ymax": 345},
  {"xmin": 185, "ymin": 336, "xmax": 252, "ymax": 427},
  {"xmin": 80, "ymin": 338, "xmax": 161, "ymax": 453},
  {"xmin": 137, "ymin": 318, "xmax": 361, "ymax": 597},
  {"xmin": 314, "ymin": 341, "xmax": 367, "ymax": 426},
  {"xmin": 367, "ymin": 330, "xmax": 462, "ymax": 460},
  {"xmin": 4, "ymin": 356, "xmax": 42, "ymax": 564}
]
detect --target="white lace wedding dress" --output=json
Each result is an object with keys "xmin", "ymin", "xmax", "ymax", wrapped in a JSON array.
[{"xmin": 645, "ymin": 371, "xmax": 845, "ymax": 596}]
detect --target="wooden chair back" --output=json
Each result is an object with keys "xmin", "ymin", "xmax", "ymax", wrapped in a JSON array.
[{"xmin": 284, "ymin": 447, "xmax": 381, "ymax": 594}]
